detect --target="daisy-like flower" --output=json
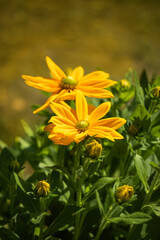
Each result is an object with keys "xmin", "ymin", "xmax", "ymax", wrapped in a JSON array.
[
  {"xmin": 45, "ymin": 91, "xmax": 126, "ymax": 145},
  {"xmin": 22, "ymin": 57, "xmax": 117, "ymax": 113}
]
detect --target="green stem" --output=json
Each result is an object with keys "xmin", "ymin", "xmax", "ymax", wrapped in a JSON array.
[
  {"xmin": 73, "ymin": 143, "xmax": 82, "ymax": 182},
  {"xmin": 148, "ymin": 100, "xmax": 157, "ymax": 115},
  {"xmin": 127, "ymin": 171, "xmax": 160, "ymax": 240},
  {"xmin": 95, "ymin": 203, "xmax": 118, "ymax": 240},
  {"xmin": 39, "ymin": 198, "xmax": 46, "ymax": 240},
  {"xmin": 59, "ymin": 145, "xmax": 65, "ymax": 166}
]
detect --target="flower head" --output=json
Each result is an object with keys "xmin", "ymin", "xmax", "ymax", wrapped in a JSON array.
[
  {"xmin": 35, "ymin": 180, "xmax": 50, "ymax": 196},
  {"xmin": 45, "ymin": 90, "xmax": 126, "ymax": 145},
  {"xmin": 115, "ymin": 185, "xmax": 134, "ymax": 203},
  {"xmin": 22, "ymin": 57, "xmax": 117, "ymax": 113}
]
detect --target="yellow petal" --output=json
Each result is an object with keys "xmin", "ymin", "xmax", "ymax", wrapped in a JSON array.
[
  {"xmin": 79, "ymin": 79, "xmax": 117, "ymax": 88},
  {"xmin": 89, "ymin": 126, "xmax": 124, "ymax": 140},
  {"xmin": 76, "ymin": 90, "xmax": 88, "ymax": 121},
  {"xmin": 89, "ymin": 102, "xmax": 111, "ymax": 124},
  {"xmin": 92, "ymin": 118, "xmax": 126, "ymax": 130},
  {"xmin": 50, "ymin": 102, "xmax": 77, "ymax": 123},
  {"xmin": 79, "ymin": 87, "xmax": 114, "ymax": 98},
  {"xmin": 46, "ymin": 56, "xmax": 66, "ymax": 80},
  {"xmin": 74, "ymin": 131, "xmax": 88, "ymax": 143},
  {"xmin": 69, "ymin": 66, "xmax": 84, "ymax": 81},
  {"xmin": 88, "ymin": 128, "xmax": 115, "ymax": 141},
  {"xmin": 49, "ymin": 116, "xmax": 75, "ymax": 127},
  {"xmin": 81, "ymin": 71, "xmax": 110, "ymax": 81}
]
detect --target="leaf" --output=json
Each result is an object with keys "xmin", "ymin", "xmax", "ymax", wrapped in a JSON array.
[
  {"xmin": 149, "ymin": 162, "xmax": 160, "ymax": 173},
  {"xmin": 83, "ymin": 177, "xmax": 117, "ymax": 202},
  {"xmin": 134, "ymin": 71, "xmax": 145, "ymax": 106},
  {"xmin": 0, "ymin": 227, "xmax": 21, "ymax": 240},
  {"xmin": 21, "ymin": 119, "xmax": 34, "ymax": 138},
  {"xmin": 95, "ymin": 190, "xmax": 105, "ymax": 217},
  {"xmin": 31, "ymin": 212, "xmax": 49, "ymax": 224},
  {"xmin": 134, "ymin": 154, "xmax": 149, "ymax": 193},
  {"xmin": 110, "ymin": 212, "xmax": 152, "ymax": 224},
  {"xmin": 44, "ymin": 205, "xmax": 80, "ymax": 236},
  {"xmin": 130, "ymin": 104, "xmax": 150, "ymax": 121},
  {"xmin": 139, "ymin": 70, "xmax": 149, "ymax": 90},
  {"xmin": 142, "ymin": 204, "xmax": 160, "ymax": 217}
]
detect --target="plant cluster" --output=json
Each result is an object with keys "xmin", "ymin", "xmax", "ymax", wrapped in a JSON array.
[{"xmin": 0, "ymin": 58, "xmax": 160, "ymax": 240}]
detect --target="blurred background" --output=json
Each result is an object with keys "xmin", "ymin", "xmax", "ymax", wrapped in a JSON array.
[{"xmin": 1, "ymin": 0, "xmax": 160, "ymax": 145}]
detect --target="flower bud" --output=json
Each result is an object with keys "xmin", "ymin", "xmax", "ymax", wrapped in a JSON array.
[
  {"xmin": 120, "ymin": 79, "xmax": 131, "ymax": 89},
  {"xmin": 85, "ymin": 139, "xmax": 102, "ymax": 158},
  {"xmin": 115, "ymin": 185, "xmax": 134, "ymax": 203},
  {"xmin": 151, "ymin": 86, "xmax": 160, "ymax": 99},
  {"xmin": 8, "ymin": 160, "xmax": 20, "ymax": 173},
  {"xmin": 35, "ymin": 180, "xmax": 50, "ymax": 197},
  {"xmin": 127, "ymin": 124, "xmax": 138, "ymax": 136}
]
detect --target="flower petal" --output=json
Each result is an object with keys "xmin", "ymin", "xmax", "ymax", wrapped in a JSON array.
[
  {"xmin": 50, "ymin": 102, "xmax": 77, "ymax": 123},
  {"xmin": 22, "ymin": 75, "xmax": 61, "ymax": 92},
  {"xmin": 49, "ymin": 116, "xmax": 75, "ymax": 127},
  {"xmin": 74, "ymin": 131, "xmax": 88, "ymax": 143},
  {"xmin": 81, "ymin": 71, "xmax": 110, "ymax": 81},
  {"xmin": 92, "ymin": 118, "xmax": 126, "ymax": 129},
  {"xmin": 69, "ymin": 66, "xmax": 84, "ymax": 81},
  {"xmin": 46, "ymin": 56, "xmax": 66, "ymax": 80},
  {"xmin": 89, "ymin": 126, "xmax": 124, "ymax": 140},
  {"xmin": 79, "ymin": 87, "xmax": 114, "ymax": 98},
  {"xmin": 89, "ymin": 102, "xmax": 111, "ymax": 124},
  {"xmin": 79, "ymin": 79, "xmax": 117, "ymax": 88},
  {"xmin": 76, "ymin": 90, "xmax": 88, "ymax": 121}
]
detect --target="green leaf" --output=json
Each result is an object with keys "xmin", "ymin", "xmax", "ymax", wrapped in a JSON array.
[
  {"xmin": 134, "ymin": 71, "xmax": 145, "ymax": 105},
  {"xmin": 110, "ymin": 212, "xmax": 152, "ymax": 224},
  {"xmin": 142, "ymin": 204, "xmax": 160, "ymax": 217},
  {"xmin": 134, "ymin": 154, "xmax": 149, "ymax": 192},
  {"xmin": 21, "ymin": 119, "xmax": 34, "ymax": 138},
  {"xmin": 44, "ymin": 205, "xmax": 80, "ymax": 236},
  {"xmin": 95, "ymin": 190, "xmax": 105, "ymax": 217},
  {"xmin": 0, "ymin": 227, "xmax": 21, "ymax": 240},
  {"xmin": 83, "ymin": 177, "xmax": 117, "ymax": 202},
  {"xmin": 31, "ymin": 212, "xmax": 49, "ymax": 224},
  {"xmin": 130, "ymin": 104, "xmax": 150, "ymax": 121},
  {"xmin": 149, "ymin": 162, "xmax": 160, "ymax": 173},
  {"xmin": 139, "ymin": 70, "xmax": 149, "ymax": 90}
]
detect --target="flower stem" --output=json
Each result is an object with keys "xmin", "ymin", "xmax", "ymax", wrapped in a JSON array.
[
  {"xmin": 59, "ymin": 145, "xmax": 65, "ymax": 166},
  {"xmin": 148, "ymin": 99, "xmax": 157, "ymax": 115}
]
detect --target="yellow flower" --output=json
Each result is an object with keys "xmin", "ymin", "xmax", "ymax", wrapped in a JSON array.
[
  {"xmin": 151, "ymin": 86, "xmax": 160, "ymax": 99},
  {"xmin": 85, "ymin": 139, "xmax": 102, "ymax": 158},
  {"xmin": 115, "ymin": 185, "xmax": 134, "ymax": 203},
  {"xmin": 45, "ymin": 90, "xmax": 126, "ymax": 145},
  {"xmin": 22, "ymin": 57, "xmax": 117, "ymax": 113},
  {"xmin": 120, "ymin": 79, "xmax": 131, "ymax": 89},
  {"xmin": 35, "ymin": 180, "xmax": 50, "ymax": 196}
]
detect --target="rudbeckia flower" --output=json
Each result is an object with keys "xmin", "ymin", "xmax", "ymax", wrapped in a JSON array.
[
  {"xmin": 22, "ymin": 57, "xmax": 117, "ymax": 113},
  {"xmin": 45, "ymin": 91, "xmax": 126, "ymax": 145}
]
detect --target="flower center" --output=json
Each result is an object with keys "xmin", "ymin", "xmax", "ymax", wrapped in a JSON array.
[
  {"xmin": 61, "ymin": 76, "xmax": 77, "ymax": 90},
  {"xmin": 76, "ymin": 120, "xmax": 89, "ymax": 132}
]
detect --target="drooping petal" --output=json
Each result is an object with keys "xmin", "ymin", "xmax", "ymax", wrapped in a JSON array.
[
  {"xmin": 79, "ymin": 87, "xmax": 114, "ymax": 98},
  {"xmin": 88, "ymin": 128, "xmax": 115, "ymax": 141},
  {"xmin": 22, "ymin": 75, "xmax": 61, "ymax": 92},
  {"xmin": 48, "ymin": 133, "xmax": 75, "ymax": 145},
  {"xmin": 76, "ymin": 90, "xmax": 88, "ymax": 121},
  {"xmin": 46, "ymin": 56, "xmax": 66, "ymax": 80},
  {"xmin": 89, "ymin": 126, "xmax": 124, "ymax": 140},
  {"xmin": 50, "ymin": 102, "xmax": 77, "ymax": 123},
  {"xmin": 89, "ymin": 102, "xmax": 111, "ymax": 124},
  {"xmin": 53, "ymin": 125, "xmax": 77, "ymax": 136},
  {"xmin": 49, "ymin": 116, "xmax": 75, "ymax": 127},
  {"xmin": 92, "ymin": 118, "xmax": 126, "ymax": 129},
  {"xmin": 69, "ymin": 67, "xmax": 84, "ymax": 81}
]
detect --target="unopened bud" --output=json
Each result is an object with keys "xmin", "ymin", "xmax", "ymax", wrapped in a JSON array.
[
  {"xmin": 151, "ymin": 86, "xmax": 160, "ymax": 99},
  {"xmin": 8, "ymin": 160, "xmax": 20, "ymax": 173},
  {"xmin": 115, "ymin": 185, "xmax": 134, "ymax": 203},
  {"xmin": 35, "ymin": 180, "xmax": 50, "ymax": 197},
  {"xmin": 85, "ymin": 139, "xmax": 102, "ymax": 158},
  {"xmin": 120, "ymin": 79, "xmax": 131, "ymax": 89},
  {"xmin": 127, "ymin": 124, "xmax": 138, "ymax": 136}
]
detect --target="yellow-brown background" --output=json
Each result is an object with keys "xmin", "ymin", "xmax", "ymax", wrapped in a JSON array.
[{"xmin": 1, "ymin": 0, "xmax": 160, "ymax": 145}]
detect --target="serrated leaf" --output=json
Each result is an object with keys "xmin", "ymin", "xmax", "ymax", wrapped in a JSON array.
[
  {"xmin": 134, "ymin": 154, "xmax": 149, "ymax": 193},
  {"xmin": 110, "ymin": 212, "xmax": 151, "ymax": 224}
]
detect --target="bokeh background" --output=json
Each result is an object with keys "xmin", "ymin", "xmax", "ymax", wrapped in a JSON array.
[{"xmin": 1, "ymin": 0, "xmax": 160, "ymax": 145}]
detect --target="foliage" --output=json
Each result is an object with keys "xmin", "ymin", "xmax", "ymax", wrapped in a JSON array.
[{"xmin": 0, "ymin": 69, "xmax": 160, "ymax": 240}]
